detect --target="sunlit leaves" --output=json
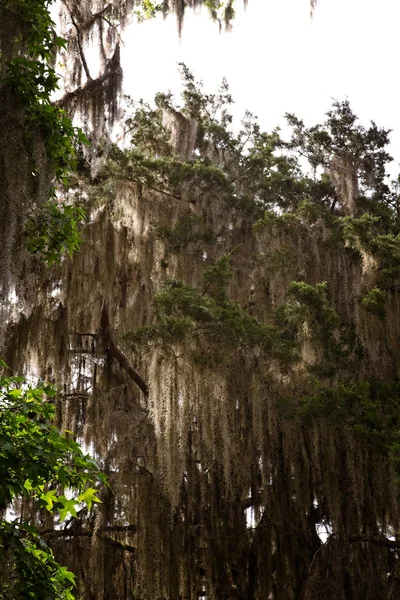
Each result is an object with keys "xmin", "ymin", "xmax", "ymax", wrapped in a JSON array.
[
  {"xmin": 78, "ymin": 487, "xmax": 102, "ymax": 512},
  {"xmin": 0, "ymin": 371, "xmax": 105, "ymax": 598}
]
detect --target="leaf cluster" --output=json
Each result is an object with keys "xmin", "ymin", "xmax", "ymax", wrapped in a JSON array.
[
  {"xmin": 361, "ymin": 287, "xmax": 386, "ymax": 319},
  {"xmin": 0, "ymin": 367, "xmax": 104, "ymax": 598},
  {"xmin": 342, "ymin": 213, "xmax": 400, "ymax": 285},
  {"xmin": 286, "ymin": 100, "xmax": 392, "ymax": 197},
  {"xmin": 25, "ymin": 202, "xmax": 85, "ymax": 266},
  {"xmin": 275, "ymin": 281, "xmax": 345, "ymax": 373},
  {"xmin": 1, "ymin": 0, "xmax": 88, "ymax": 265},
  {"xmin": 2, "ymin": 0, "xmax": 87, "ymax": 185}
]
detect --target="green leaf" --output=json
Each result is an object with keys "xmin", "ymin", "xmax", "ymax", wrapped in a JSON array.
[
  {"xmin": 57, "ymin": 565, "xmax": 76, "ymax": 585},
  {"xmin": 24, "ymin": 479, "xmax": 33, "ymax": 493},
  {"xmin": 39, "ymin": 489, "xmax": 59, "ymax": 511},
  {"xmin": 58, "ymin": 496, "xmax": 78, "ymax": 521},
  {"xmin": 78, "ymin": 487, "xmax": 102, "ymax": 511}
]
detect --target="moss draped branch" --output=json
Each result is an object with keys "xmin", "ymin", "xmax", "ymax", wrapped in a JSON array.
[{"xmin": 100, "ymin": 304, "xmax": 149, "ymax": 397}]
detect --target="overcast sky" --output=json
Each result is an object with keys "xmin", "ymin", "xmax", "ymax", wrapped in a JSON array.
[{"xmin": 119, "ymin": 0, "xmax": 400, "ymax": 168}]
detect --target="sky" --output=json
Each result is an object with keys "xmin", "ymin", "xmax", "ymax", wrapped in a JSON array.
[{"xmin": 118, "ymin": 0, "xmax": 400, "ymax": 168}]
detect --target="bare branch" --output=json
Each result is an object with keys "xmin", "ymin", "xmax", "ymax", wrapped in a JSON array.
[
  {"xmin": 62, "ymin": 0, "xmax": 93, "ymax": 81},
  {"xmin": 347, "ymin": 534, "xmax": 400, "ymax": 549}
]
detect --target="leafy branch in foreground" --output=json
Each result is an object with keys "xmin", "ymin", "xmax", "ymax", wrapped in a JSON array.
[
  {"xmin": 25, "ymin": 203, "xmax": 86, "ymax": 266},
  {"xmin": 1, "ymin": 0, "xmax": 89, "ymax": 266},
  {"xmin": 0, "ymin": 365, "xmax": 105, "ymax": 598}
]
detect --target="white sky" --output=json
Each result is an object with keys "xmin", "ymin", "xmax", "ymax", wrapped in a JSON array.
[{"xmin": 119, "ymin": 0, "xmax": 400, "ymax": 167}]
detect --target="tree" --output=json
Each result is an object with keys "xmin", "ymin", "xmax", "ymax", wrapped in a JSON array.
[
  {"xmin": 0, "ymin": 0, "xmax": 239, "ymax": 341},
  {"xmin": 0, "ymin": 2, "xmax": 243, "ymax": 597},
  {"xmin": 4, "ymin": 61, "xmax": 400, "ymax": 597},
  {"xmin": 4, "ymin": 1, "xmax": 400, "ymax": 599}
]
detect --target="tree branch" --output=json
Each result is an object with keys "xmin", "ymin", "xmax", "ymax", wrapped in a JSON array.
[
  {"xmin": 42, "ymin": 524, "xmax": 137, "ymax": 538},
  {"xmin": 347, "ymin": 534, "xmax": 400, "ymax": 549},
  {"xmin": 42, "ymin": 524, "xmax": 137, "ymax": 553},
  {"xmin": 62, "ymin": 0, "xmax": 92, "ymax": 81},
  {"xmin": 62, "ymin": 3, "xmax": 113, "ymax": 35},
  {"xmin": 100, "ymin": 304, "xmax": 149, "ymax": 397}
]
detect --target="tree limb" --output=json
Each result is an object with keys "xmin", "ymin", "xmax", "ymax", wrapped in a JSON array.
[
  {"xmin": 62, "ymin": 2, "xmax": 113, "ymax": 35},
  {"xmin": 62, "ymin": 0, "xmax": 92, "ymax": 81},
  {"xmin": 347, "ymin": 534, "xmax": 400, "ymax": 549},
  {"xmin": 42, "ymin": 524, "xmax": 137, "ymax": 553},
  {"xmin": 100, "ymin": 304, "xmax": 149, "ymax": 397},
  {"xmin": 42, "ymin": 524, "xmax": 137, "ymax": 538}
]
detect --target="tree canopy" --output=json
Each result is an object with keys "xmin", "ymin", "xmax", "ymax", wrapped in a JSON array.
[{"xmin": 2, "ymin": 1, "xmax": 400, "ymax": 599}]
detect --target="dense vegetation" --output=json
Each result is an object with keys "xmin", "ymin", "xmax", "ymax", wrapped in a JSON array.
[{"xmin": 2, "ymin": 0, "xmax": 400, "ymax": 599}]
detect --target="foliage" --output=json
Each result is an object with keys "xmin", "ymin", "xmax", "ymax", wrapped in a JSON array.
[
  {"xmin": 153, "ymin": 213, "xmax": 215, "ymax": 251},
  {"xmin": 133, "ymin": 0, "xmax": 236, "ymax": 25},
  {"xmin": 102, "ymin": 144, "xmax": 230, "ymax": 197},
  {"xmin": 7, "ymin": 59, "xmax": 400, "ymax": 598},
  {"xmin": 362, "ymin": 287, "xmax": 386, "ymax": 319},
  {"xmin": 2, "ymin": 0, "xmax": 87, "ymax": 185},
  {"xmin": 274, "ymin": 281, "xmax": 346, "ymax": 374},
  {"xmin": 0, "ymin": 0, "xmax": 88, "ymax": 266},
  {"xmin": 276, "ymin": 281, "xmax": 339, "ymax": 337},
  {"xmin": 297, "ymin": 379, "xmax": 400, "ymax": 456},
  {"xmin": 25, "ymin": 202, "xmax": 86, "ymax": 266},
  {"xmin": 108, "ymin": 69, "xmax": 400, "ymax": 230},
  {"xmin": 286, "ymin": 100, "xmax": 392, "ymax": 199},
  {"xmin": 125, "ymin": 257, "xmax": 296, "ymax": 362},
  {"xmin": 0, "ymin": 366, "xmax": 104, "ymax": 598},
  {"xmin": 342, "ymin": 213, "xmax": 400, "ymax": 285},
  {"xmin": 0, "ymin": 520, "xmax": 76, "ymax": 600},
  {"xmin": 124, "ymin": 98, "xmax": 171, "ymax": 156}
]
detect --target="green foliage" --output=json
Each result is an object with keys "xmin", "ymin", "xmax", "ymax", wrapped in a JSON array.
[
  {"xmin": 203, "ymin": 255, "xmax": 232, "ymax": 302},
  {"xmin": 0, "ymin": 520, "xmax": 76, "ymax": 599},
  {"xmin": 132, "ymin": 0, "xmax": 236, "ymax": 24},
  {"xmin": 125, "ymin": 258, "xmax": 295, "ymax": 362},
  {"xmin": 278, "ymin": 281, "xmax": 339, "ymax": 335},
  {"xmin": 124, "ymin": 98, "xmax": 171, "ymax": 156},
  {"xmin": 103, "ymin": 67, "xmax": 314, "ymax": 217},
  {"xmin": 254, "ymin": 210, "xmax": 304, "ymax": 233},
  {"xmin": 202, "ymin": 0, "xmax": 235, "ymax": 23},
  {"xmin": 362, "ymin": 287, "xmax": 386, "ymax": 319},
  {"xmin": 369, "ymin": 233, "xmax": 400, "ymax": 284},
  {"xmin": 0, "ymin": 366, "xmax": 104, "ymax": 598},
  {"xmin": 2, "ymin": 0, "xmax": 87, "ymax": 185},
  {"xmin": 341, "ymin": 212, "xmax": 381, "ymax": 247},
  {"xmin": 297, "ymin": 380, "xmax": 400, "ymax": 457},
  {"xmin": 99, "ymin": 143, "xmax": 230, "ymax": 201},
  {"xmin": 25, "ymin": 202, "xmax": 85, "ymax": 265},
  {"xmin": 134, "ymin": 0, "xmax": 164, "ymax": 21},
  {"xmin": 286, "ymin": 100, "xmax": 392, "ymax": 197},
  {"xmin": 156, "ymin": 76, "xmax": 400, "ymax": 223},
  {"xmin": 154, "ymin": 213, "xmax": 215, "ymax": 251},
  {"xmin": 133, "ymin": 279, "xmax": 279, "ymax": 349},
  {"xmin": 102, "ymin": 69, "xmax": 400, "ymax": 244},
  {"xmin": 275, "ymin": 281, "xmax": 344, "ymax": 372},
  {"xmin": 342, "ymin": 213, "xmax": 400, "ymax": 285},
  {"xmin": 1, "ymin": 0, "xmax": 88, "ymax": 265}
]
